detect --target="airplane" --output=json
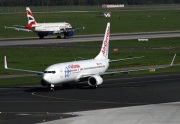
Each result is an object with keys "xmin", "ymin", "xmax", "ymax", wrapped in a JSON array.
[
  {"xmin": 4, "ymin": 7, "xmax": 84, "ymax": 39},
  {"xmin": 4, "ymin": 23, "xmax": 177, "ymax": 91}
]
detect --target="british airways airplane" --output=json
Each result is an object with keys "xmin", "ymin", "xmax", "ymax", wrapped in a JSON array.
[
  {"xmin": 5, "ymin": 7, "xmax": 84, "ymax": 39},
  {"xmin": 4, "ymin": 23, "xmax": 176, "ymax": 91}
]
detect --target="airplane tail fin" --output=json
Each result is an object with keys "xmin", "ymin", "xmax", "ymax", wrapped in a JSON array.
[
  {"xmin": 26, "ymin": 7, "xmax": 37, "ymax": 29},
  {"xmin": 95, "ymin": 22, "xmax": 110, "ymax": 60}
]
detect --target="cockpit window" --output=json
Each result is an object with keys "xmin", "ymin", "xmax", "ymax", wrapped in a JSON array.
[{"xmin": 44, "ymin": 71, "xmax": 56, "ymax": 74}]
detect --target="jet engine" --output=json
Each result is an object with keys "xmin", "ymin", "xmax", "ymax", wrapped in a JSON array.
[
  {"xmin": 88, "ymin": 75, "xmax": 103, "ymax": 86},
  {"xmin": 65, "ymin": 31, "xmax": 74, "ymax": 37}
]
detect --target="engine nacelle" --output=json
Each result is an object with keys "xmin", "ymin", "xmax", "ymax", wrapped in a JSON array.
[
  {"xmin": 65, "ymin": 31, "xmax": 74, "ymax": 37},
  {"xmin": 88, "ymin": 75, "xmax": 103, "ymax": 86}
]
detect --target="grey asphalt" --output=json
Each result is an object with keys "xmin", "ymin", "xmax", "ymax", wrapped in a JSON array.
[
  {"xmin": 0, "ymin": 72, "xmax": 180, "ymax": 124},
  {"xmin": 1, "ymin": 31, "xmax": 180, "ymax": 46}
]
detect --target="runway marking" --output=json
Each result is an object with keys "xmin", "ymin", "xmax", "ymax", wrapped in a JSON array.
[{"xmin": 31, "ymin": 92, "xmax": 146, "ymax": 105}]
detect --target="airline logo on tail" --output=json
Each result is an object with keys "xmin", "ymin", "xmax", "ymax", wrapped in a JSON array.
[
  {"xmin": 95, "ymin": 23, "xmax": 110, "ymax": 60},
  {"xmin": 101, "ymin": 23, "xmax": 110, "ymax": 59},
  {"xmin": 102, "ymin": 25, "xmax": 110, "ymax": 56},
  {"xmin": 26, "ymin": 7, "xmax": 37, "ymax": 29}
]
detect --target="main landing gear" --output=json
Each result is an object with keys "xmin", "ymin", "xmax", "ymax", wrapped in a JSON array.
[
  {"xmin": 38, "ymin": 33, "xmax": 45, "ymax": 39},
  {"xmin": 57, "ymin": 36, "xmax": 61, "ymax": 39},
  {"xmin": 57, "ymin": 34, "xmax": 67, "ymax": 39},
  {"xmin": 90, "ymin": 86, "xmax": 97, "ymax": 89},
  {"xmin": 48, "ymin": 83, "xmax": 70, "ymax": 91}
]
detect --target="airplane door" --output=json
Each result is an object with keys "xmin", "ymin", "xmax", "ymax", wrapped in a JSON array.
[{"xmin": 60, "ymin": 69, "xmax": 63, "ymax": 78}]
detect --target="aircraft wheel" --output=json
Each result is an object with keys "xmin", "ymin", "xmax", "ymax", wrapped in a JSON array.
[
  {"xmin": 57, "ymin": 36, "xmax": 61, "ymax": 39},
  {"xmin": 50, "ymin": 87, "xmax": 54, "ymax": 91},
  {"xmin": 90, "ymin": 86, "xmax": 97, "ymax": 89},
  {"xmin": 39, "ymin": 35, "xmax": 44, "ymax": 39}
]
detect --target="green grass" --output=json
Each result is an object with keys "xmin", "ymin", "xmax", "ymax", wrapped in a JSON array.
[
  {"xmin": 0, "ymin": 37, "xmax": 179, "ymax": 86},
  {"xmin": 1, "ymin": 5, "xmax": 180, "ymax": 38},
  {"xmin": 0, "ymin": 5, "xmax": 180, "ymax": 12},
  {"xmin": 1, "ymin": 48, "xmax": 179, "ymax": 74},
  {"xmin": 0, "ymin": 76, "xmax": 41, "ymax": 86},
  {"xmin": 0, "ymin": 117, "xmax": 7, "ymax": 120},
  {"xmin": 0, "ymin": 37, "xmax": 179, "ymax": 75}
]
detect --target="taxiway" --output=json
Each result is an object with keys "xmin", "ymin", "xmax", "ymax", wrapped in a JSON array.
[
  {"xmin": 1, "ymin": 31, "xmax": 180, "ymax": 46},
  {"xmin": 0, "ymin": 72, "xmax": 180, "ymax": 124}
]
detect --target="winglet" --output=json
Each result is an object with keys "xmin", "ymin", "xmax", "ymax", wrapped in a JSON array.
[
  {"xmin": 170, "ymin": 54, "xmax": 176, "ymax": 66},
  {"xmin": 4, "ymin": 56, "xmax": 8, "ymax": 69}
]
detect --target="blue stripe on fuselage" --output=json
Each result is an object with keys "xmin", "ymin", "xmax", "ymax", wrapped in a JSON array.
[{"xmin": 47, "ymin": 31, "xmax": 54, "ymax": 34}]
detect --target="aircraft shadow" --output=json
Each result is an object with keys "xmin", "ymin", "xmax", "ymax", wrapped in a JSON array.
[{"xmin": 23, "ymin": 83, "xmax": 92, "ymax": 93}]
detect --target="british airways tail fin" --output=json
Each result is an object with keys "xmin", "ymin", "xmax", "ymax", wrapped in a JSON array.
[
  {"xmin": 26, "ymin": 7, "xmax": 37, "ymax": 29},
  {"xmin": 95, "ymin": 22, "xmax": 110, "ymax": 60}
]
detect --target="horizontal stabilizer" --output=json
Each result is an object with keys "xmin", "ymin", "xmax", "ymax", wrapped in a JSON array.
[
  {"xmin": 15, "ymin": 28, "xmax": 32, "ymax": 32},
  {"xmin": 5, "ymin": 26, "xmax": 32, "ymax": 32}
]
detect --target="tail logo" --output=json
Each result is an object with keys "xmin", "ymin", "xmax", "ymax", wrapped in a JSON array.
[
  {"xmin": 102, "ymin": 26, "xmax": 110, "ymax": 55},
  {"xmin": 94, "ymin": 23, "xmax": 110, "ymax": 60},
  {"xmin": 27, "ymin": 10, "xmax": 33, "ymax": 17},
  {"xmin": 26, "ymin": 7, "xmax": 36, "ymax": 29}
]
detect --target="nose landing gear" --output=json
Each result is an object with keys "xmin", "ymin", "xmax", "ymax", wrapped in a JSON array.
[{"xmin": 50, "ymin": 84, "xmax": 55, "ymax": 91}]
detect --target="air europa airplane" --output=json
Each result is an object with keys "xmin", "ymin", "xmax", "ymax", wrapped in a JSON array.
[
  {"xmin": 5, "ymin": 7, "xmax": 84, "ymax": 39},
  {"xmin": 4, "ymin": 23, "xmax": 176, "ymax": 91}
]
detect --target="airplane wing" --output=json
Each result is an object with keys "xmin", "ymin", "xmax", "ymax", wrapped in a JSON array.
[
  {"xmin": 66, "ymin": 27, "xmax": 85, "ymax": 32},
  {"xmin": 79, "ymin": 54, "xmax": 176, "ymax": 79},
  {"xmin": 103, "ymin": 54, "xmax": 176, "ymax": 75},
  {"xmin": 4, "ymin": 56, "xmax": 43, "ymax": 75},
  {"xmin": 57, "ymin": 27, "xmax": 85, "ymax": 33},
  {"xmin": 109, "ymin": 56, "xmax": 144, "ymax": 62},
  {"xmin": 5, "ymin": 26, "xmax": 32, "ymax": 32}
]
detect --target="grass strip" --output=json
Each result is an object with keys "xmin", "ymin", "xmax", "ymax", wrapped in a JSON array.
[{"xmin": 1, "ymin": 7, "xmax": 180, "ymax": 37}]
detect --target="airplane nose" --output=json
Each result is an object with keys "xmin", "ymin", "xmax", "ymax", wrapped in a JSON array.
[{"xmin": 42, "ymin": 74, "xmax": 49, "ymax": 83}]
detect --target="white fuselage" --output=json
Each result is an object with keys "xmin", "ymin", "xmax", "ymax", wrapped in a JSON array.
[
  {"xmin": 33, "ymin": 22, "xmax": 72, "ymax": 33},
  {"xmin": 42, "ymin": 59, "xmax": 109, "ymax": 85}
]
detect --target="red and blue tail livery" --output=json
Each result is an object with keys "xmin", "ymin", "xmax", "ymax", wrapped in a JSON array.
[{"xmin": 26, "ymin": 7, "xmax": 37, "ymax": 29}]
